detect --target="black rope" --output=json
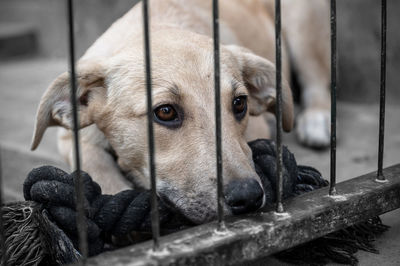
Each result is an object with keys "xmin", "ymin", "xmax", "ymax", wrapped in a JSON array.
[{"xmin": 276, "ymin": 217, "xmax": 389, "ymax": 266}]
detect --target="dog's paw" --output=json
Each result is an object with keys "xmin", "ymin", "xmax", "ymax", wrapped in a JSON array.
[{"xmin": 296, "ymin": 109, "xmax": 331, "ymax": 148}]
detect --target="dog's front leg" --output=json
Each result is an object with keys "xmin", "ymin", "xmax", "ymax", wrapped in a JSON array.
[
  {"xmin": 80, "ymin": 143, "xmax": 132, "ymax": 194},
  {"xmin": 283, "ymin": 0, "xmax": 332, "ymax": 148},
  {"xmin": 58, "ymin": 129, "xmax": 131, "ymax": 195}
]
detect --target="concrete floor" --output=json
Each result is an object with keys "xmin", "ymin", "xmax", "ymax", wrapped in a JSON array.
[{"xmin": 0, "ymin": 58, "xmax": 399, "ymax": 265}]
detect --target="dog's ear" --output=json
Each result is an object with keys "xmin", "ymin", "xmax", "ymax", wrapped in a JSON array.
[
  {"xmin": 31, "ymin": 60, "xmax": 107, "ymax": 150},
  {"xmin": 227, "ymin": 45, "xmax": 294, "ymax": 132}
]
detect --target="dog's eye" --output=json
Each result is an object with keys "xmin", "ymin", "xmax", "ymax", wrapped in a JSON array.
[
  {"xmin": 232, "ymin": 96, "xmax": 247, "ymax": 120},
  {"xmin": 155, "ymin": 105, "xmax": 177, "ymax": 121},
  {"xmin": 153, "ymin": 104, "xmax": 182, "ymax": 128}
]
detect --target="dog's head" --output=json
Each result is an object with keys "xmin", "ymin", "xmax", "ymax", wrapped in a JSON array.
[{"xmin": 31, "ymin": 29, "xmax": 293, "ymax": 224}]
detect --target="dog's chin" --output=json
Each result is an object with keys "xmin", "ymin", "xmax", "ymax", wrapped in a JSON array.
[
  {"xmin": 158, "ymin": 191, "xmax": 221, "ymax": 225},
  {"xmin": 179, "ymin": 207, "xmax": 218, "ymax": 225}
]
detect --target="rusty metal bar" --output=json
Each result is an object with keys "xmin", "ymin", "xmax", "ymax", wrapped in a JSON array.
[
  {"xmin": 142, "ymin": 0, "xmax": 161, "ymax": 250},
  {"xmin": 212, "ymin": 0, "xmax": 225, "ymax": 228},
  {"xmin": 329, "ymin": 0, "xmax": 337, "ymax": 195},
  {"xmin": 66, "ymin": 0, "xmax": 88, "ymax": 262},
  {"xmin": 377, "ymin": 0, "xmax": 387, "ymax": 182},
  {"xmin": 0, "ymin": 148, "xmax": 6, "ymax": 264},
  {"xmin": 275, "ymin": 0, "xmax": 284, "ymax": 213},
  {"xmin": 87, "ymin": 164, "xmax": 400, "ymax": 266}
]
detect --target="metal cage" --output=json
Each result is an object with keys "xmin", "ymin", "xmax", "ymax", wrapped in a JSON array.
[{"xmin": 1, "ymin": 0, "xmax": 399, "ymax": 265}]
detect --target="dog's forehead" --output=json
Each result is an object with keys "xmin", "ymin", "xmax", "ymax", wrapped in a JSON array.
[
  {"xmin": 148, "ymin": 35, "xmax": 243, "ymax": 94},
  {"xmin": 124, "ymin": 28, "xmax": 241, "ymax": 78},
  {"xmin": 105, "ymin": 29, "xmax": 245, "ymax": 109}
]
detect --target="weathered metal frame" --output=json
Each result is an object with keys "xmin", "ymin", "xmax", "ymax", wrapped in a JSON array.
[
  {"xmin": 0, "ymin": 0, "xmax": 395, "ymax": 265},
  {"xmin": 87, "ymin": 164, "xmax": 400, "ymax": 265}
]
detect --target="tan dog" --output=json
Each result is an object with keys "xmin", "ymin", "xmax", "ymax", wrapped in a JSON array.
[{"xmin": 31, "ymin": 0, "xmax": 330, "ymax": 224}]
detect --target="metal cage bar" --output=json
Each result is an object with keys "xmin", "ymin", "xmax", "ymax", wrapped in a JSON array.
[
  {"xmin": 142, "ymin": 0, "xmax": 161, "ymax": 249},
  {"xmin": 275, "ymin": 0, "xmax": 284, "ymax": 213},
  {"xmin": 212, "ymin": 0, "xmax": 225, "ymax": 229},
  {"xmin": 377, "ymin": 0, "xmax": 387, "ymax": 181},
  {"xmin": 0, "ymin": 149, "xmax": 6, "ymax": 265},
  {"xmin": 329, "ymin": 0, "xmax": 337, "ymax": 195},
  {"xmin": 66, "ymin": 0, "xmax": 88, "ymax": 261}
]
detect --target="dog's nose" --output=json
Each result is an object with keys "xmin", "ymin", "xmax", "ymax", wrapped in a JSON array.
[{"xmin": 224, "ymin": 179, "xmax": 264, "ymax": 215}]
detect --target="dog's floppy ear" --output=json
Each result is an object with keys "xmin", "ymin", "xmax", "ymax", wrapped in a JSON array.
[
  {"xmin": 31, "ymin": 60, "xmax": 107, "ymax": 150},
  {"xmin": 227, "ymin": 45, "xmax": 294, "ymax": 132}
]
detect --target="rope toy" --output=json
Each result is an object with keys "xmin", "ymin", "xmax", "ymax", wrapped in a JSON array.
[{"xmin": 0, "ymin": 139, "xmax": 388, "ymax": 265}]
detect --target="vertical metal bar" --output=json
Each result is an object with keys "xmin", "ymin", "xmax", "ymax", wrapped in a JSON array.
[
  {"xmin": 213, "ymin": 0, "xmax": 225, "ymax": 229},
  {"xmin": 275, "ymin": 0, "xmax": 284, "ymax": 213},
  {"xmin": 329, "ymin": 0, "xmax": 337, "ymax": 195},
  {"xmin": 0, "ymin": 148, "xmax": 7, "ymax": 265},
  {"xmin": 377, "ymin": 0, "xmax": 387, "ymax": 181},
  {"xmin": 66, "ymin": 0, "xmax": 88, "ymax": 261},
  {"xmin": 142, "ymin": 0, "xmax": 160, "ymax": 250}
]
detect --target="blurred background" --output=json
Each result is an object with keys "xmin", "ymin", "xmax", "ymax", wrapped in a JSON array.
[{"xmin": 0, "ymin": 0, "xmax": 399, "ymax": 264}]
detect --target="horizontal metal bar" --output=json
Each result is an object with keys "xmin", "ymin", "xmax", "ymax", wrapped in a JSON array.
[{"xmin": 87, "ymin": 164, "xmax": 400, "ymax": 266}]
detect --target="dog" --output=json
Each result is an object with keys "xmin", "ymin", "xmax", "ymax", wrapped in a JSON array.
[{"xmin": 31, "ymin": 0, "xmax": 330, "ymax": 224}]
